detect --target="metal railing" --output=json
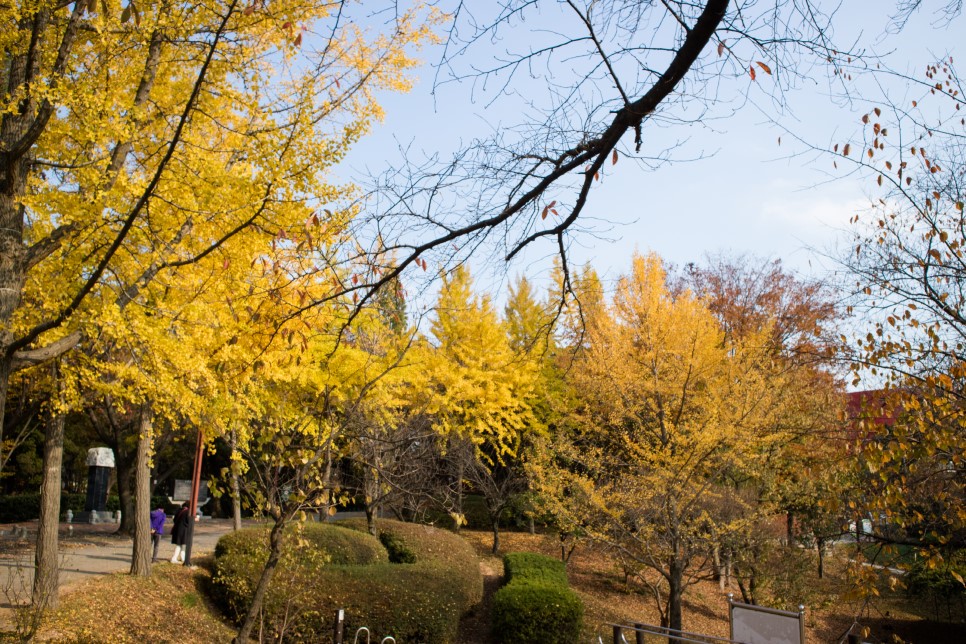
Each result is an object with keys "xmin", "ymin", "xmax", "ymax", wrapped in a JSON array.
[
  {"xmin": 601, "ymin": 622, "xmax": 745, "ymax": 644},
  {"xmin": 332, "ymin": 608, "xmax": 396, "ymax": 644},
  {"xmin": 351, "ymin": 626, "xmax": 395, "ymax": 644}
]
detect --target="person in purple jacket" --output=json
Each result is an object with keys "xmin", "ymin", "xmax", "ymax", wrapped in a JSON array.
[{"xmin": 150, "ymin": 506, "xmax": 166, "ymax": 563}]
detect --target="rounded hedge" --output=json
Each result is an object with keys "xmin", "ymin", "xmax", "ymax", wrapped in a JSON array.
[
  {"xmin": 503, "ymin": 551, "xmax": 569, "ymax": 586},
  {"xmin": 211, "ymin": 522, "xmax": 388, "ymax": 627},
  {"xmin": 492, "ymin": 552, "xmax": 583, "ymax": 644},
  {"xmin": 214, "ymin": 521, "xmax": 388, "ymax": 566},
  {"xmin": 211, "ymin": 519, "xmax": 482, "ymax": 643},
  {"xmin": 492, "ymin": 581, "xmax": 584, "ymax": 644},
  {"xmin": 379, "ymin": 530, "xmax": 417, "ymax": 564}
]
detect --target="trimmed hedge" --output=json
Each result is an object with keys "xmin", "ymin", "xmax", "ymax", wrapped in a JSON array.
[
  {"xmin": 380, "ymin": 530, "xmax": 417, "ymax": 564},
  {"xmin": 210, "ymin": 523, "xmax": 387, "ymax": 623},
  {"xmin": 211, "ymin": 519, "xmax": 482, "ymax": 643},
  {"xmin": 492, "ymin": 552, "xmax": 583, "ymax": 644},
  {"xmin": 0, "ymin": 493, "xmax": 171, "ymax": 523},
  {"xmin": 214, "ymin": 521, "xmax": 388, "ymax": 566},
  {"xmin": 339, "ymin": 518, "xmax": 482, "ymax": 574},
  {"xmin": 503, "ymin": 551, "xmax": 569, "ymax": 586}
]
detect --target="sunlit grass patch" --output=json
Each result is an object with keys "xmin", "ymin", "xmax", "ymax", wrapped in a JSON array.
[{"xmin": 38, "ymin": 559, "xmax": 233, "ymax": 643}]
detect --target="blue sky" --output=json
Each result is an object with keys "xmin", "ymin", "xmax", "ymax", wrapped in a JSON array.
[{"xmin": 336, "ymin": 2, "xmax": 964, "ymax": 299}]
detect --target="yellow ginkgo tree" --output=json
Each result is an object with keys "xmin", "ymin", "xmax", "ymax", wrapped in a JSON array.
[
  {"xmin": 213, "ymin": 285, "xmax": 419, "ymax": 643},
  {"xmin": 543, "ymin": 253, "xmax": 819, "ymax": 633},
  {"xmin": 418, "ymin": 265, "xmax": 540, "ymax": 549},
  {"xmin": 6, "ymin": 0, "xmax": 438, "ymax": 606},
  {"xmin": 0, "ymin": 0, "xmax": 435, "ymax": 476}
]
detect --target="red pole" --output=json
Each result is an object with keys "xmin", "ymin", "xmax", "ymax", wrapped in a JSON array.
[{"xmin": 183, "ymin": 427, "xmax": 204, "ymax": 565}]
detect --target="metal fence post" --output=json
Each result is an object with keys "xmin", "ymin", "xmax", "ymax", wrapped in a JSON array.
[
  {"xmin": 613, "ymin": 625, "xmax": 623, "ymax": 644},
  {"xmin": 333, "ymin": 608, "xmax": 345, "ymax": 644},
  {"xmin": 634, "ymin": 623, "xmax": 645, "ymax": 644}
]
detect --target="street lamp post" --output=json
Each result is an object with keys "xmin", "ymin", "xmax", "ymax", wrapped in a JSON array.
[{"xmin": 183, "ymin": 428, "xmax": 204, "ymax": 566}]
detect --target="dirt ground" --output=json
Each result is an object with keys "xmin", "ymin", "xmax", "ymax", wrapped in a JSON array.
[
  {"xmin": 457, "ymin": 529, "xmax": 965, "ymax": 644},
  {"xmin": 3, "ymin": 523, "xmax": 963, "ymax": 643}
]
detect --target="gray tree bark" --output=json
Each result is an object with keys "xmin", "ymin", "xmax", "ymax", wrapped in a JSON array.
[
  {"xmin": 230, "ymin": 429, "xmax": 242, "ymax": 531},
  {"xmin": 130, "ymin": 405, "xmax": 154, "ymax": 576},
  {"xmin": 33, "ymin": 364, "xmax": 65, "ymax": 608},
  {"xmin": 0, "ymin": 359, "xmax": 11, "ymax": 475},
  {"xmin": 114, "ymin": 441, "xmax": 136, "ymax": 536}
]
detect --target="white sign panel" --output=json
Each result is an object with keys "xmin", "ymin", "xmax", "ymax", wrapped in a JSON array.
[{"xmin": 731, "ymin": 602, "xmax": 804, "ymax": 644}]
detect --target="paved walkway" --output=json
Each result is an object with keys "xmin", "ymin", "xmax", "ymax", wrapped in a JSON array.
[{"xmin": 0, "ymin": 519, "xmax": 235, "ymax": 608}]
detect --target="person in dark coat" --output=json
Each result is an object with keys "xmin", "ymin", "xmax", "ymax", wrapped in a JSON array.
[
  {"xmin": 170, "ymin": 502, "xmax": 190, "ymax": 563},
  {"xmin": 150, "ymin": 506, "xmax": 166, "ymax": 563}
]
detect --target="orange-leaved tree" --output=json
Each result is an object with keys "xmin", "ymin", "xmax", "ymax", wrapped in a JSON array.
[
  {"xmin": 539, "ymin": 253, "xmax": 831, "ymax": 632},
  {"xmin": 839, "ymin": 59, "xmax": 966, "ymax": 566}
]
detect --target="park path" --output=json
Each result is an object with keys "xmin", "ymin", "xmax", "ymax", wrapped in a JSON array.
[
  {"xmin": 0, "ymin": 519, "xmax": 235, "ymax": 608},
  {"xmin": 456, "ymin": 559, "xmax": 501, "ymax": 644}
]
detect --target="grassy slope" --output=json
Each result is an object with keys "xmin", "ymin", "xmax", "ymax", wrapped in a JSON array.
[
  {"xmin": 9, "ymin": 528, "xmax": 962, "ymax": 644},
  {"xmin": 35, "ymin": 559, "xmax": 234, "ymax": 643}
]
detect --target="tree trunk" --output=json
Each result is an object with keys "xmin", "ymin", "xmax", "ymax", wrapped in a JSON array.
[
  {"xmin": 114, "ymin": 444, "xmax": 135, "ymax": 535},
  {"xmin": 491, "ymin": 518, "xmax": 501, "ymax": 555},
  {"xmin": 231, "ymin": 472, "xmax": 242, "ymax": 531},
  {"xmin": 33, "ymin": 369, "xmax": 65, "ymax": 608},
  {"xmin": 130, "ymin": 405, "xmax": 153, "ymax": 576},
  {"xmin": 454, "ymin": 461, "xmax": 464, "ymax": 533},
  {"xmin": 0, "ymin": 97, "xmax": 30, "ymax": 470},
  {"xmin": 318, "ymin": 444, "xmax": 333, "ymax": 523},
  {"xmin": 713, "ymin": 544, "xmax": 723, "ymax": 587},
  {"xmin": 667, "ymin": 558, "xmax": 684, "ymax": 637},
  {"xmin": 234, "ymin": 516, "xmax": 287, "ymax": 644},
  {"xmin": 786, "ymin": 512, "xmax": 794, "ymax": 546},
  {"xmin": 230, "ymin": 429, "xmax": 242, "ymax": 531},
  {"xmin": 817, "ymin": 537, "xmax": 825, "ymax": 579},
  {"xmin": 0, "ymin": 358, "xmax": 11, "ymax": 474},
  {"xmin": 365, "ymin": 505, "xmax": 377, "ymax": 536},
  {"xmin": 364, "ymin": 456, "xmax": 380, "ymax": 535},
  {"xmin": 735, "ymin": 571, "xmax": 751, "ymax": 605}
]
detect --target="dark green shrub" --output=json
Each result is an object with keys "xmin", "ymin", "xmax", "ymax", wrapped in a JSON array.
[
  {"xmin": 0, "ymin": 492, "xmax": 178, "ymax": 523},
  {"xmin": 380, "ymin": 530, "xmax": 417, "ymax": 564},
  {"xmin": 0, "ymin": 493, "xmax": 97, "ymax": 522},
  {"xmin": 63, "ymin": 493, "xmax": 87, "ymax": 514},
  {"xmin": 905, "ymin": 552, "xmax": 966, "ymax": 621},
  {"xmin": 0, "ymin": 493, "xmax": 40, "ymax": 522},
  {"xmin": 292, "ymin": 560, "xmax": 478, "ymax": 642},
  {"xmin": 492, "ymin": 551, "xmax": 583, "ymax": 644},
  {"xmin": 214, "ymin": 521, "xmax": 388, "ymax": 565},
  {"xmin": 492, "ymin": 581, "xmax": 583, "ymax": 644},
  {"xmin": 211, "ymin": 523, "xmax": 387, "ymax": 621},
  {"xmin": 340, "ymin": 518, "xmax": 481, "ymax": 581},
  {"xmin": 212, "ymin": 519, "xmax": 482, "ymax": 643},
  {"xmin": 423, "ymin": 494, "xmax": 538, "ymax": 531},
  {"xmin": 503, "ymin": 552, "xmax": 569, "ymax": 586}
]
